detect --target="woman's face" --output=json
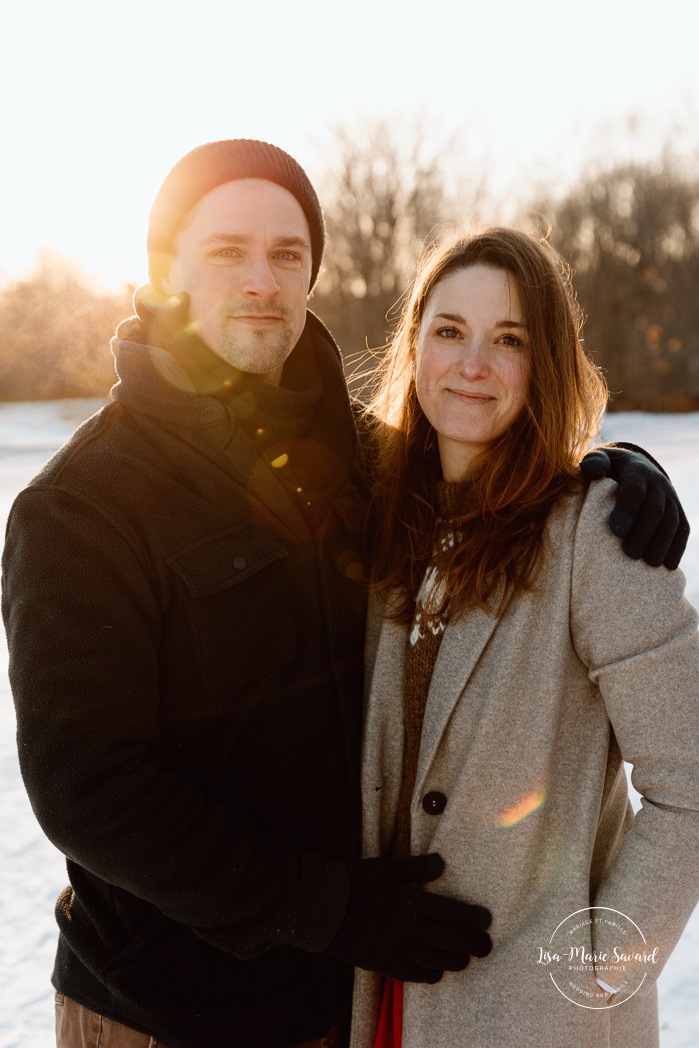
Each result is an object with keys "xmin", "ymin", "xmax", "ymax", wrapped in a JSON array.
[{"xmin": 415, "ymin": 264, "xmax": 532, "ymax": 481}]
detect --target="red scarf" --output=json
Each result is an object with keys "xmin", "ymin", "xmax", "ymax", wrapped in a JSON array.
[{"xmin": 373, "ymin": 977, "xmax": 403, "ymax": 1048}]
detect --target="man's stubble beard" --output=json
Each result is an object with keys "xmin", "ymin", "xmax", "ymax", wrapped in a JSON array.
[{"xmin": 213, "ymin": 312, "xmax": 298, "ymax": 377}]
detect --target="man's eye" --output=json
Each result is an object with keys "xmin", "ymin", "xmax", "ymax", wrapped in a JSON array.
[
  {"xmin": 276, "ymin": 251, "xmax": 301, "ymax": 262},
  {"xmin": 212, "ymin": 248, "xmax": 239, "ymax": 258}
]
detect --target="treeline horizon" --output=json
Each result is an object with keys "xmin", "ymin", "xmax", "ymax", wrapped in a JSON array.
[{"xmin": 2, "ymin": 121, "xmax": 698, "ymax": 410}]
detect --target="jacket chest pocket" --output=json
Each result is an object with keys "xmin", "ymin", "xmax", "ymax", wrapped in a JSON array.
[{"xmin": 168, "ymin": 523, "xmax": 295, "ymax": 693}]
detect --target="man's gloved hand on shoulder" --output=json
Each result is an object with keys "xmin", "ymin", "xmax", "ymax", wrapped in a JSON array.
[{"xmin": 580, "ymin": 443, "xmax": 690, "ymax": 569}]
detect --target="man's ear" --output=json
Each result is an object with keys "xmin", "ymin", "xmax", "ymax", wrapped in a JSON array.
[
  {"xmin": 161, "ymin": 256, "xmax": 183, "ymax": 296},
  {"xmin": 148, "ymin": 250, "xmax": 182, "ymax": 297}
]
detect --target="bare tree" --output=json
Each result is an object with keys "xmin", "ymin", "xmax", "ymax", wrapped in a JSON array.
[
  {"xmin": 0, "ymin": 255, "xmax": 133, "ymax": 400},
  {"xmin": 542, "ymin": 161, "xmax": 699, "ymax": 410},
  {"xmin": 311, "ymin": 117, "xmax": 486, "ymax": 396}
]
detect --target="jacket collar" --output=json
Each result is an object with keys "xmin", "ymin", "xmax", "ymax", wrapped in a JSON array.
[
  {"xmin": 110, "ymin": 291, "xmax": 355, "ymax": 458},
  {"xmin": 109, "ymin": 293, "xmax": 360, "ymax": 540}
]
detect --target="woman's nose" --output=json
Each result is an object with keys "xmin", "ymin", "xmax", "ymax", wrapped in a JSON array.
[{"xmin": 456, "ymin": 339, "xmax": 489, "ymax": 378}]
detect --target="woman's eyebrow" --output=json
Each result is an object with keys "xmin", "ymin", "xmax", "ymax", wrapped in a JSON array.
[
  {"xmin": 433, "ymin": 312, "xmax": 528, "ymax": 328},
  {"xmin": 434, "ymin": 311, "xmax": 465, "ymax": 323}
]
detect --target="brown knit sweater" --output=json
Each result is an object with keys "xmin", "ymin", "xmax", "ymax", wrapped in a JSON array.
[{"xmin": 391, "ymin": 482, "xmax": 467, "ymax": 857}]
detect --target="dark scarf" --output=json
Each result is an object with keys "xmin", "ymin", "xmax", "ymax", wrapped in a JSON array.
[{"xmin": 132, "ymin": 287, "xmax": 350, "ymax": 532}]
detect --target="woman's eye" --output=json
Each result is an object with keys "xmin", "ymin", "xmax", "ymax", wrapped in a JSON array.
[
  {"xmin": 498, "ymin": 333, "xmax": 525, "ymax": 348},
  {"xmin": 435, "ymin": 326, "xmax": 460, "ymax": 339}
]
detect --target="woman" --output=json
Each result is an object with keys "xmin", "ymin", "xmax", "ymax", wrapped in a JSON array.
[{"xmin": 353, "ymin": 229, "xmax": 699, "ymax": 1047}]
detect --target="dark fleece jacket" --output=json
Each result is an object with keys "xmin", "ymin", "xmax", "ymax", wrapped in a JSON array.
[{"xmin": 2, "ymin": 308, "xmax": 368, "ymax": 1048}]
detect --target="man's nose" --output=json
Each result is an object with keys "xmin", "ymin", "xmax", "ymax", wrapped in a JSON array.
[{"xmin": 241, "ymin": 255, "xmax": 281, "ymax": 297}]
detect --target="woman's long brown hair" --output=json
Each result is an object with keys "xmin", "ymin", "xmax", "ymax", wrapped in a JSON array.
[{"xmin": 366, "ymin": 228, "xmax": 609, "ymax": 621}]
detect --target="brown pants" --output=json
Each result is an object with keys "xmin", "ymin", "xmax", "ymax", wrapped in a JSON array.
[{"xmin": 55, "ymin": 992, "xmax": 346, "ymax": 1048}]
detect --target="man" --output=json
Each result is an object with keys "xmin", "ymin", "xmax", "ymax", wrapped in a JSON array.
[{"xmin": 1, "ymin": 140, "xmax": 687, "ymax": 1048}]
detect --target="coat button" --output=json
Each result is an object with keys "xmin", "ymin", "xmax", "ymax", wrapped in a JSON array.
[
  {"xmin": 422, "ymin": 791, "xmax": 447, "ymax": 815},
  {"xmin": 233, "ymin": 556, "xmax": 247, "ymax": 570}
]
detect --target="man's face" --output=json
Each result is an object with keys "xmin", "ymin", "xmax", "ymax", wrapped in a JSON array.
[{"xmin": 164, "ymin": 178, "xmax": 313, "ymax": 385}]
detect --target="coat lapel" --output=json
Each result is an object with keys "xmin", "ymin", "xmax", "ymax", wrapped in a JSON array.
[{"xmin": 413, "ymin": 583, "xmax": 507, "ymax": 798}]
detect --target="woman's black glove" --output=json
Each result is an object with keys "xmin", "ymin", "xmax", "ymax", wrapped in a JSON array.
[
  {"xmin": 325, "ymin": 853, "xmax": 492, "ymax": 983},
  {"xmin": 580, "ymin": 443, "xmax": 689, "ymax": 570}
]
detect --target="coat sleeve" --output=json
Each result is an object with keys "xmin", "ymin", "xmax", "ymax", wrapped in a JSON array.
[
  {"xmin": 569, "ymin": 478, "xmax": 699, "ymax": 1001},
  {"xmin": 1, "ymin": 484, "xmax": 348, "ymax": 959}
]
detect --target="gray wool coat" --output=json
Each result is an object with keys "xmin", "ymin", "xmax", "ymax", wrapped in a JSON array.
[{"xmin": 352, "ymin": 479, "xmax": 699, "ymax": 1048}]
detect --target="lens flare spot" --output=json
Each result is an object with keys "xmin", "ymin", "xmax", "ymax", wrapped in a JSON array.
[
  {"xmin": 336, "ymin": 550, "xmax": 365, "ymax": 581},
  {"xmin": 270, "ymin": 453, "xmax": 289, "ymax": 469},
  {"xmin": 496, "ymin": 787, "xmax": 547, "ymax": 827},
  {"xmin": 235, "ymin": 391, "xmax": 257, "ymax": 419}
]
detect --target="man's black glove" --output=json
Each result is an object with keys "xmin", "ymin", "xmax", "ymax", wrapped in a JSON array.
[
  {"xmin": 580, "ymin": 443, "xmax": 689, "ymax": 570},
  {"xmin": 325, "ymin": 853, "xmax": 492, "ymax": 984}
]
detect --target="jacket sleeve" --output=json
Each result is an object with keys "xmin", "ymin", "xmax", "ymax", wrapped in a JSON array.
[
  {"xmin": 569, "ymin": 478, "xmax": 699, "ymax": 1001},
  {"xmin": 1, "ymin": 484, "xmax": 348, "ymax": 959}
]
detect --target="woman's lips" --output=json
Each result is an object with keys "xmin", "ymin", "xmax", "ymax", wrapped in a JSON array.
[{"xmin": 446, "ymin": 388, "xmax": 494, "ymax": 402}]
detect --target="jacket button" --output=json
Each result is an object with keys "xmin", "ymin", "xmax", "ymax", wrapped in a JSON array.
[
  {"xmin": 422, "ymin": 791, "xmax": 447, "ymax": 815},
  {"xmin": 233, "ymin": 556, "xmax": 247, "ymax": 570}
]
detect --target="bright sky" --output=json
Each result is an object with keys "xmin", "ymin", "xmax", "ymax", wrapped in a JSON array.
[{"xmin": 3, "ymin": 0, "xmax": 698, "ymax": 289}]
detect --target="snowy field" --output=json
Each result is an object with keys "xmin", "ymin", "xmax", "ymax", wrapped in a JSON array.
[{"xmin": 1, "ymin": 400, "xmax": 698, "ymax": 1047}]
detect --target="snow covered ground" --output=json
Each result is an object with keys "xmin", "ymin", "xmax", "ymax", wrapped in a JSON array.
[{"xmin": 1, "ymin": 401, "xmax": 698, "ymax": 1047}]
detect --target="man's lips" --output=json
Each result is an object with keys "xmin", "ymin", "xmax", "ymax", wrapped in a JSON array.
[{"xmin": 230, "ymin": 314, "xmax": 283, "ymax": 326}]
